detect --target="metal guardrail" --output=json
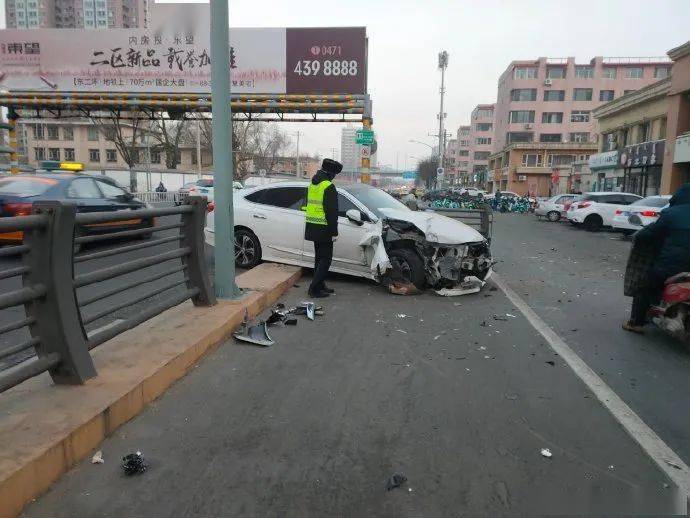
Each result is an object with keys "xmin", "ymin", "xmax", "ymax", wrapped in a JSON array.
[
  {"xmin": 135, "ymin": 191, "xmax": 184, "ymax": 204},
  {"xmin": 426, "ymin": 206, "xmax": 494, "ymax": 239},
  {"xmin": 0, "ymin": 196, "xmax": 215, "ymax": 393}
]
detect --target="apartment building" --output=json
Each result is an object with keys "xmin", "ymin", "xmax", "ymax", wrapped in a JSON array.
[
  {"xmin": 467, "ymin": 104, "xmax": 495, "ymax": 183},
  {"xmin": 5, "ymin": 0, "xmax": 147, "ymax": 29},
  {"xmin": 341, "ymin": 125, "xmax": 376, "ymax": 174},
  {"xmin": 456, "ymin": 126, "xmax": 471, "ymax": 182}
]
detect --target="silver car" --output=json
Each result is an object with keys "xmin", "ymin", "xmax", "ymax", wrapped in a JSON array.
[{"xmin": 535, "ymin": 194, "xmax": 578, "ymax": 222}]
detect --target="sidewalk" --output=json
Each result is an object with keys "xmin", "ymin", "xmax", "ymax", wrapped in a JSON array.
[{"xmin": 24, "ymin": 276, "xmax": 679, "ymax": 516}]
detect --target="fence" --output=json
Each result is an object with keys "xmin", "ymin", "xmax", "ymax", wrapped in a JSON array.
[
  {"xmin": 136, "ymin": 191, "xmax": 185, "ymax": 204},
  {"xmin": 426, "ymin": 206, "xmax": 494, "ymax": 239},
  {"xmin": 0, "ymin": 196, "xmax": 214, "ymax": 393}
]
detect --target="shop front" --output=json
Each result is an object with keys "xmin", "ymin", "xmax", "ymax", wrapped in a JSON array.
[
  {"xmin": 587, "ymin": 151, "xmax": 619, "ymax": 192},
  {"xmin": 619, "ymin": 140, "xmax": 665, "ymax": 196}
]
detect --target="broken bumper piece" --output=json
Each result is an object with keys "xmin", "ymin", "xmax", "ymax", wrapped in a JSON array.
[
  {"xmin": 435, "ymin": 276, "xmax": 486, "ymax": 296},
  {"xmin": 233, "ymin": 321, "xmax": 274, "ymax": 347}
]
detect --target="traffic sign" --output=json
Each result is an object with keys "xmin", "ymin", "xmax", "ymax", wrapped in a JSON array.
[
  {"xmin": 360, "ymin": 145, "xmax": 371, "ymax": 158},
  {"xmin": 402, "ymin": 171, "xmax": 417, "ymax": 180},
  {"xmin": 436, "ymin": 167, "xmax": 444, "ymax": 178},
  {"xmin": 356, "ymin": 129, "xmax": 374, "ymax": 145}
]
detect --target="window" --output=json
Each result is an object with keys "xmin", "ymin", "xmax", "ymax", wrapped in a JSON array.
[
  {"xmin": 460, "ymin": 140, "xmax": 469, "ymax": 147},
  {"xmin": 599, "ymin": 90, "xmax": 615, "ymax": 102},
  {"xmin": 33, "ymin": 124, "xmax": 44, "ymax": 140},
  {"xmin": 658, "ymin": 117, "xmax": 667, "ymax": 140},
  {"xmin": 96, "ymin": 180, "xmax": 127, "ymax": 198},
  {"xmin": 131, "ymin": 149, "xmax": 140, "ymax": 164},
  {"xmin": 547, "ymin": 154, "xmax": 574, "ymax": 166},
  {"xmin": 88, "ymin": 148, "xmax": 100, "ymax": 162},
  {"xmin": 508, "ymin": 110, "xmax": 535, "ymax": 123},
  {"xmin": 475, "ymin": 137, "xmax": 492, "ymax": 145},
  {"xmin": 475, "ymin": 123, "xmax": 492, "ymax": 131},
  {"xmin": 67, "ymin": 178, "xmax": 102, "ymax": 199},
  {"xmin": 602, "ymin": 67, "xmax": 617, "ymax": 79},
  {"xmin": 603, "ymin": 133, "xmax": 617, "ymax": 151},
  {"xmin": 510, "ymin": 88, "xmax": 537, "ymax": 101},
  {"xmin": 573, "ymin": 88, "xmax": 593, "ymax": 101},
  {"xmin": 87, "ymin": 126, "xmax": 99, "ymax": 141},
  {"xmin": 190, "ymin": 152, "xmax": 197, "ymax": 165},
  {"xmin": 506, "ymin": 132, "xmax": 533, "ymax": 143},
  {"xmin": 48, "ymin": 148, "xmax": 60, "ymax": 161},
  {"xmin": 106, "ymin": 149, "xmax": 117, "ymax": 162},
  {"xmin": 62, "ymin": 126, "xmax": 73, "ymax": 140},
  {"xmin": 64, "ymin": 148, "xmax": 75, "ymax": 161},
  {"xmin": 625, "ymin": 67, "xmax": 643, "ymax": 79},
  {"xmin": 474, "ymin": 151, "xmax": 490, "ymax": 160},
  {"xmin": 546, "ymin": 67, "xmax": 565, "ymax": 79},
  {"xmin": 475, "ymin": 109, "xmax": 493, "ymax": 118},
  {"xmin": 570, "ymin": 110, "xmax": 590, "ymax": 123},
  {"xmin": 541, "ymin": 112, "xmax": 563, "ymax": 123},
  {"xmin": 574, "ymin": 66, "xmax": 593, "ymax": 78},
  {"xmin": 540, "ymin": 133, "xmax": 562, "ymax": 143},
  {"xmin": 543, "ymin": 90, "xmax": 565, "ymax": 101},
  {"xmin": 337, "ymin": 193, "xmax": 360, "ymax": 218},
  {"xmin": 654, "ymin": 67, "xmax": 670, "ymax": 79},
  {"xmin": 570, "ymin": 132, "xmax": 590, "ymax": 143},
  {"xmin": 246, "ymin": 187, "xmax": 306, "ymax": 210},
  {"xmin": 638, "ymin": 122, "xmax": 651, "ymax": 143},
  {"xmin": 458, "ymin": 150, "xmax": 469, "ymax": 157},
  {"xmin": 521, "ymin": 154, "xmax": 543, "ymax": 167},
  {"xmin": 631, "ymin": 196, "xmax": 670, "ymax": 208},
  {"xmin": 514, "ymin": 67, "xmax": 537, "ymax": 79},
  {"xmin": 46, "ymin": 126, "xmax": 59, "ymax": 140},
  {"xmin": 34, "ymin": 147, "xmax": 45, "ymax": 161}
]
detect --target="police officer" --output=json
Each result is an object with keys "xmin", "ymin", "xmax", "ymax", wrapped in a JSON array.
[{"xmin": 305, "ymin": 159, "xmax": 342, "ymax": 298}]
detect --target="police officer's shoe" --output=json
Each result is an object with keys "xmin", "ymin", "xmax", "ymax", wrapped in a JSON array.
[
  {"xmin": 321, "ymin": 286, "xmax": 335, "ymax": 294},
  {"xmin": 308, "ymin": 289, "xmax": 330, "ymax": 298}
]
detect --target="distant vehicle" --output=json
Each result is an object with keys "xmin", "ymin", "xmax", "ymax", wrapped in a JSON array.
[
  {"xmin": 179, "ymin": 178, "xmax": 214, "ymax": 199},
  {"xmin": 535, "ymin": 194, "xmax": 579, "ymax": 222},
  {"xmin": 243, "ymin": 176, "xmax": 288, "ymax": 188},
  {"xmin": 0, "ymin": 173, "xmax": 153, "ymax": 245},
  {"xmin": 460, "ymin": 187, "xmax": 486, "ymax": 197},
  {"xmin": 612, "ymin": 195, "xmax": 671, "ymax": 234},
  {"xmin": 566, "ymin": 191, "xmax": 642, "ymax": 231},
  {"xmin": 484, "ymin": 190, "xmax": 519, "ymax": 201}
]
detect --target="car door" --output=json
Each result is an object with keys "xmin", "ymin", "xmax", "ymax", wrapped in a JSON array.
[
  {"xmin": 66, "ymin": 177, "xmax": 107, "ymax": 214},
  {"xmin": 242, "ymin": 186, "xmax": 307, "ymax": 264},
  {"xmin": 328, "ymin": 191, "xmax": 375, "ymax": 275},
  {"xmin": 598, "ymin": 194, "xmax": 627, "ymax": 225}
]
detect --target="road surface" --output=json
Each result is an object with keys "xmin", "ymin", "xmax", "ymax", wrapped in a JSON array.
[{"xmin": 23, "ymin": 213, "xmax": 687, "ymax": 516}]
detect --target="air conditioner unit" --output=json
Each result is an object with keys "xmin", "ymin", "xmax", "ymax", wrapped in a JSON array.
[
  {"xmin": 524, "ymin": 123, "xmax": 533, "ymax": 130},
  {"xmin": 544, "ymin": 79, "xmax": 553, "ymax": 86},
  {"xmin": 518, "ymin": 175, "xmax": 527, "ymax": 181}
]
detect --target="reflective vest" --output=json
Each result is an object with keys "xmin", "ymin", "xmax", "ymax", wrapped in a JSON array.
[{"xmin": 305, "ymin": 180, "xmax": 332, "ymax": 226}]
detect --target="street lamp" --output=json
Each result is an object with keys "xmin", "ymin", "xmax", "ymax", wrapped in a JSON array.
[{"xmin": 409, "ymin": 139, "xmax": 434, "ymax": 151}]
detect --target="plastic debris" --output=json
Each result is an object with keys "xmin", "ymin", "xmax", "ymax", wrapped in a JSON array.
[
  {"xmin": 506, "ymin": 313, "xmax": 517, "ymax": 318},
  {"xmin": 284, "ymin": 317, "xmax": 297, "ymax": 326},
  {"xmin": 386, "ymin": 472, "xmax": 408, "ymax": 491},
  {"xmin": 396, "ymin": 329, "xmax": 408, "ymax": 334},
  {"xmin": 233, "ymin": 321, "xmax": 274, "ymax": 347},
  {"xmin": 91, "ymin": 450, "xmax": 104, "ymax": 464},
  {"xmin": 266, "ymin": 310, "xmax": 285, "ymax": 326},
  {"xmin": 435, "ymin": 276, "xmax": 485, "ymax": 297},
  {"xmin": 396, "ymin": 314, "xmax": 408, "ymax": 318},
  {"xmin": 545, "ymin": 360, "xmax": 555, "ymax": 366},
  {"xmin": 122, "ymin": 451, "xmax": 147, "ymax": 476},
  {"xmin": 493, "ymin": 315, "xmax": 508, "ymax": 321},
  {"xmin": 664, "ymin": 459, "xmax": 682, "ymax": 470},
  {"xmin": 540, "ymin": 448, "xmax": 552, "ymax": 459},
  {"xmin": 275, "ymin": 303, "xmax": 286, "ymax": 310},
  {"xmin": 388, "ymin": 281, "xmax": 421, "ymax": 296}
]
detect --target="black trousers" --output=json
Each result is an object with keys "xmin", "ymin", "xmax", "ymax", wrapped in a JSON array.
[
  {"xmin": 309, "ymin": 240, "xmax": 333, "ymax": 293},
  {"xmin": 630, "ymin": 270, "xmax": 666, "ymax": 325}
]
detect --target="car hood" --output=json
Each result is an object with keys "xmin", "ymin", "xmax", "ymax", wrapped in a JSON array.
[{"xmin": 379, "ymin": 208, "xmax": 485, "ymax": 244}]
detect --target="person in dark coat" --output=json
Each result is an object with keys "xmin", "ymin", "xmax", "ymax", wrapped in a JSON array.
[
  {"xmin": 305, "ymin": 159, "xmax": 342, "ymax": 298},
  {"xmin": 623, "ymin": 183, "xmax": 690, "ymax": 333}
]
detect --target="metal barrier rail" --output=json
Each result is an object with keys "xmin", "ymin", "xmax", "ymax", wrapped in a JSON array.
[
  {"xmin": 136, "ymin": 191, "xmax": 184, "ymax": 204},
  {"xmin": 426, "ymin": 206, "xmax": 494, "ymax": 239},
  {"xmin": 0, "ymin": 196, "xmax": 215, "ymax": 393}
]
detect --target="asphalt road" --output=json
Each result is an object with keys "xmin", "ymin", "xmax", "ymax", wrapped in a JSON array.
[
  {"xmin": 23, "ymin": 214, "xmax": 688, "ymax": 515},
  {"xmin": 0, "ymin": 214, "xmax": 214, "ymax": 369}
]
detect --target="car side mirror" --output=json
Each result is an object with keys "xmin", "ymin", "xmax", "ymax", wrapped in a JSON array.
[
  {"xmin": 346, "ymin": 209, "xmax": 363, "ymax": 225},
  {"xmin": 117, "ymin": 192, "xmax": 134, "ymax": 201}
]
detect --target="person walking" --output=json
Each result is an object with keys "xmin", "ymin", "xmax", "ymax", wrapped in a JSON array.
[{"xmin": 304, "ymin": 159, "xmax": 342, "ymax": 298}]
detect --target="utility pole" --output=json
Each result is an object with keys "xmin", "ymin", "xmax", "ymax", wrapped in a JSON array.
[
  {"xmin": 210, "ymin": 0, "xmax": 239, "ymax": 298},
  {"xmin": 294, "ymin": 130, "xmax": 302, "ymax": 177},
  {"xmin": 437, "ymin": 50, "xmax": 448, "ymax": 187},
  {"xmin": 196, "ymin": 118, "xmax": 202, "ymax": 178}
]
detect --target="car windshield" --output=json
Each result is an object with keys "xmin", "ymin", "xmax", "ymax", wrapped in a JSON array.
[
  {"xmin": 0, "ymin": 177, "xmax": 57, "ymax": 196},
  {"xmin": 197, "ymin": 179, "xmax": 213, "ymax": 187},
  {"xmin": 343, "ymin": 185, "xmax": 410, "ymax": 218},
  {"xmin": 631, "ymin": 196, "xmax": 670, "ymax": 208}
]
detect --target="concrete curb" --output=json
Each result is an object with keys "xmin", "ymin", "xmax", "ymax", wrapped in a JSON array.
[{"xmin": 0, "ymin": 263, "xmax": 301, "ymax": 518}]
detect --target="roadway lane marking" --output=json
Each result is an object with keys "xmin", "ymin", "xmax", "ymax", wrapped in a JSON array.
[{"xmin": 493, "ymin": 273, "xmax": 690, "ymax": 497}]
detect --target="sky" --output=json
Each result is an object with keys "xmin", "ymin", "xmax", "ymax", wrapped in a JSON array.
[{"xmin": 2, "ymin": 0, "xmax": 689, "ymax": 170}]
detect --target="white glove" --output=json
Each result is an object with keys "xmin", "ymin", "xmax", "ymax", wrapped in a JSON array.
[{"xmin": 332, "ymin": 236, "xmax": 338, "ymax": 242}]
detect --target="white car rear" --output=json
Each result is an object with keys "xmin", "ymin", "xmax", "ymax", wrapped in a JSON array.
[
  {"xmin": 566, "ymin": 192, "xmax": 642, "ymax": 231},
  {"xmin": 535, "ymin": 194, "xmax": 578, "ymax": 222},
  {"xmin": 611, "ymin": 195, "xmax": 671, "ymax": 233}
]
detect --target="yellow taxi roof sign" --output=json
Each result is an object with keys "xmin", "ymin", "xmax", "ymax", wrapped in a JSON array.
[{"xmin": 59, "ymin": 161, "xmax": 84, "ymax": 172}]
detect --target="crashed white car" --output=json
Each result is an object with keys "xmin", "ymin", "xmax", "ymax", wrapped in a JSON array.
[{"xmin": 205, "ymin": 182, "xmax": 493, "ymax": 292}]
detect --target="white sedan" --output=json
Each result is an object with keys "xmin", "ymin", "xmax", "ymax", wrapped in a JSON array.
[
  {"xmin": 205, "ymin": 181, "xmax": 493, "ymax": 290},
  {"xmin": 535, "ymin": 194, "xmax": 578, "ymax": 222},
  {"xmin": 611, "ymin": 195, "xmax": 671, "ymax": 234}
]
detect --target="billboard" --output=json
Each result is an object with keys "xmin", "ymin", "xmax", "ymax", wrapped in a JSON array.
[{"xmin": 0, "ymin": 26, "xmax": 366, "ymax": 95}]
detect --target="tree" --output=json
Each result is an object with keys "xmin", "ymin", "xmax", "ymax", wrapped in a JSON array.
[
  {"xmin": 150, "ymin": 115, "xmax": 188, "ymax": 170},
  {"xmin": 417, "ymin": 156, "xmax": 439, "ymax": 188}
]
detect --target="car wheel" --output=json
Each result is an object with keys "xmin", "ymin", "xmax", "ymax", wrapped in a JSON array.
[
  {"xmin": 547, "ymin": 211, "xmax": 561, "ymax": 222},
  {"xmin": 584, "ymin": 214, "xmax": 603, "ymax": 232},
  {"xmin": 388, "ymin": 248, "xmax": 426, "ymax": 289},
  {"xmin": 234, "ymin": 228, "xmax": 261, "ymax": 269}
]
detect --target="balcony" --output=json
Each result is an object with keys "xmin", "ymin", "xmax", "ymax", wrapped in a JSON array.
[{"xmin": 516, "ymin": 166, "xmax": 550, "ymax": 175}]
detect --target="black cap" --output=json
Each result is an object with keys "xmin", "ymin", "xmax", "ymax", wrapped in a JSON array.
[{"xmin": 321, "ymin": 158, "xmax": 343, "ymax": 175}]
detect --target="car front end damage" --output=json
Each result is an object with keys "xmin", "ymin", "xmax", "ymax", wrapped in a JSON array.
[{"xmin": 361, "ymin": 216, "xmax": 493, "ymax": 296}]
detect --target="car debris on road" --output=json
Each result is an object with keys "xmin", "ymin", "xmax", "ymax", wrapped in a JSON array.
[
  {"xmin": 121, "ymin": 451, "xmax": 147, "ymax": 476},
  {"xmin": 386, "ymin": 472, "xmax": 408, "ymax": 491}
]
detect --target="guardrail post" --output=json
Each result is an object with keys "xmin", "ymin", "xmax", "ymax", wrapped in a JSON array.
[
  {"xmin": 479, "ymin": 204, "xmax": 493, "ymax": 238},
  {"xmin": 23, "ymin": 201, "xmax": 96, "ymax": 384},
  {"xmin": 181, "ymin": 195, "xmax": 216, "ymax": 306}
]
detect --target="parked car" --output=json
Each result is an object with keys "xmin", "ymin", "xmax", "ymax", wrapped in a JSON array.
[
  {"xmin": 0, "ymin": 173, "xmax": 154, "ymax": 244},
  {"xmin": 566, "ymin": 192, "xmax": 643, "ymax": 231},
  {"xmin": 484, "ymin": 190, "xmax": 519, "ymax": 201},
  {"xmin": 460, "ymin": 187, "xmax": 486, "ymax": 197},
  {"xmin": 611, "ymin": 195, "xmax": 672, "ymax": 234},
  {"xmin": 178, "ymin": 178, "xmax": 214, "ymax": 202},
  {"xmin": 205, "ymin": 182, "xmax": 493, "ymax": 291},
  {"xmin": 535, "ymin": 194, "xmax": 579, "ymax": 222}
]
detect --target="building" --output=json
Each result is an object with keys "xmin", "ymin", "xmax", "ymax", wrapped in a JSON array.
[
  {"xmin": 663, "ymin": 41, "xmax": 690, "ymax": 193},
  {"xmin": 443, "ymin": 138, "xmax": 458, "ymax": 184},
  {"xmin": 5, "ymin": 0, "xmax": 147, "ymax": 29},
  {"xmin": 487, "ymin": 142, "xmax": 597, "ymax": 196},
  {"xmin": 590, "ymin": 79, "xmax": 669, "ymax": 196},
  {"xmin": 467, "ymin": 104, "xmax": 494, "ymax": 184},
  {"xmin": 456, "ymin": 126, "xmax": 470, "ymax": 183}
]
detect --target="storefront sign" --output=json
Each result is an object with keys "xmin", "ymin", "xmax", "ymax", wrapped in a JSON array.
[
  {"xmin": 588, "ymin": 150, "xmax": 618, "ymax": 170},
  {"xmin": 0, "ymin": 26, "xmax": 367, "ymax": 94},
  {"xmin": 618, "ymin": 139, "xmax": 665, "ymax": 169},
  {"xmin": 674, "ymin": 133, "xmax": 690, "ymax": 163}
]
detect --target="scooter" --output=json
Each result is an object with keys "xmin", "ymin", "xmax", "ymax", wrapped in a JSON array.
[{"xmin": 649, "ymin": 272, "xmax": 690, "ymax": 342}]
